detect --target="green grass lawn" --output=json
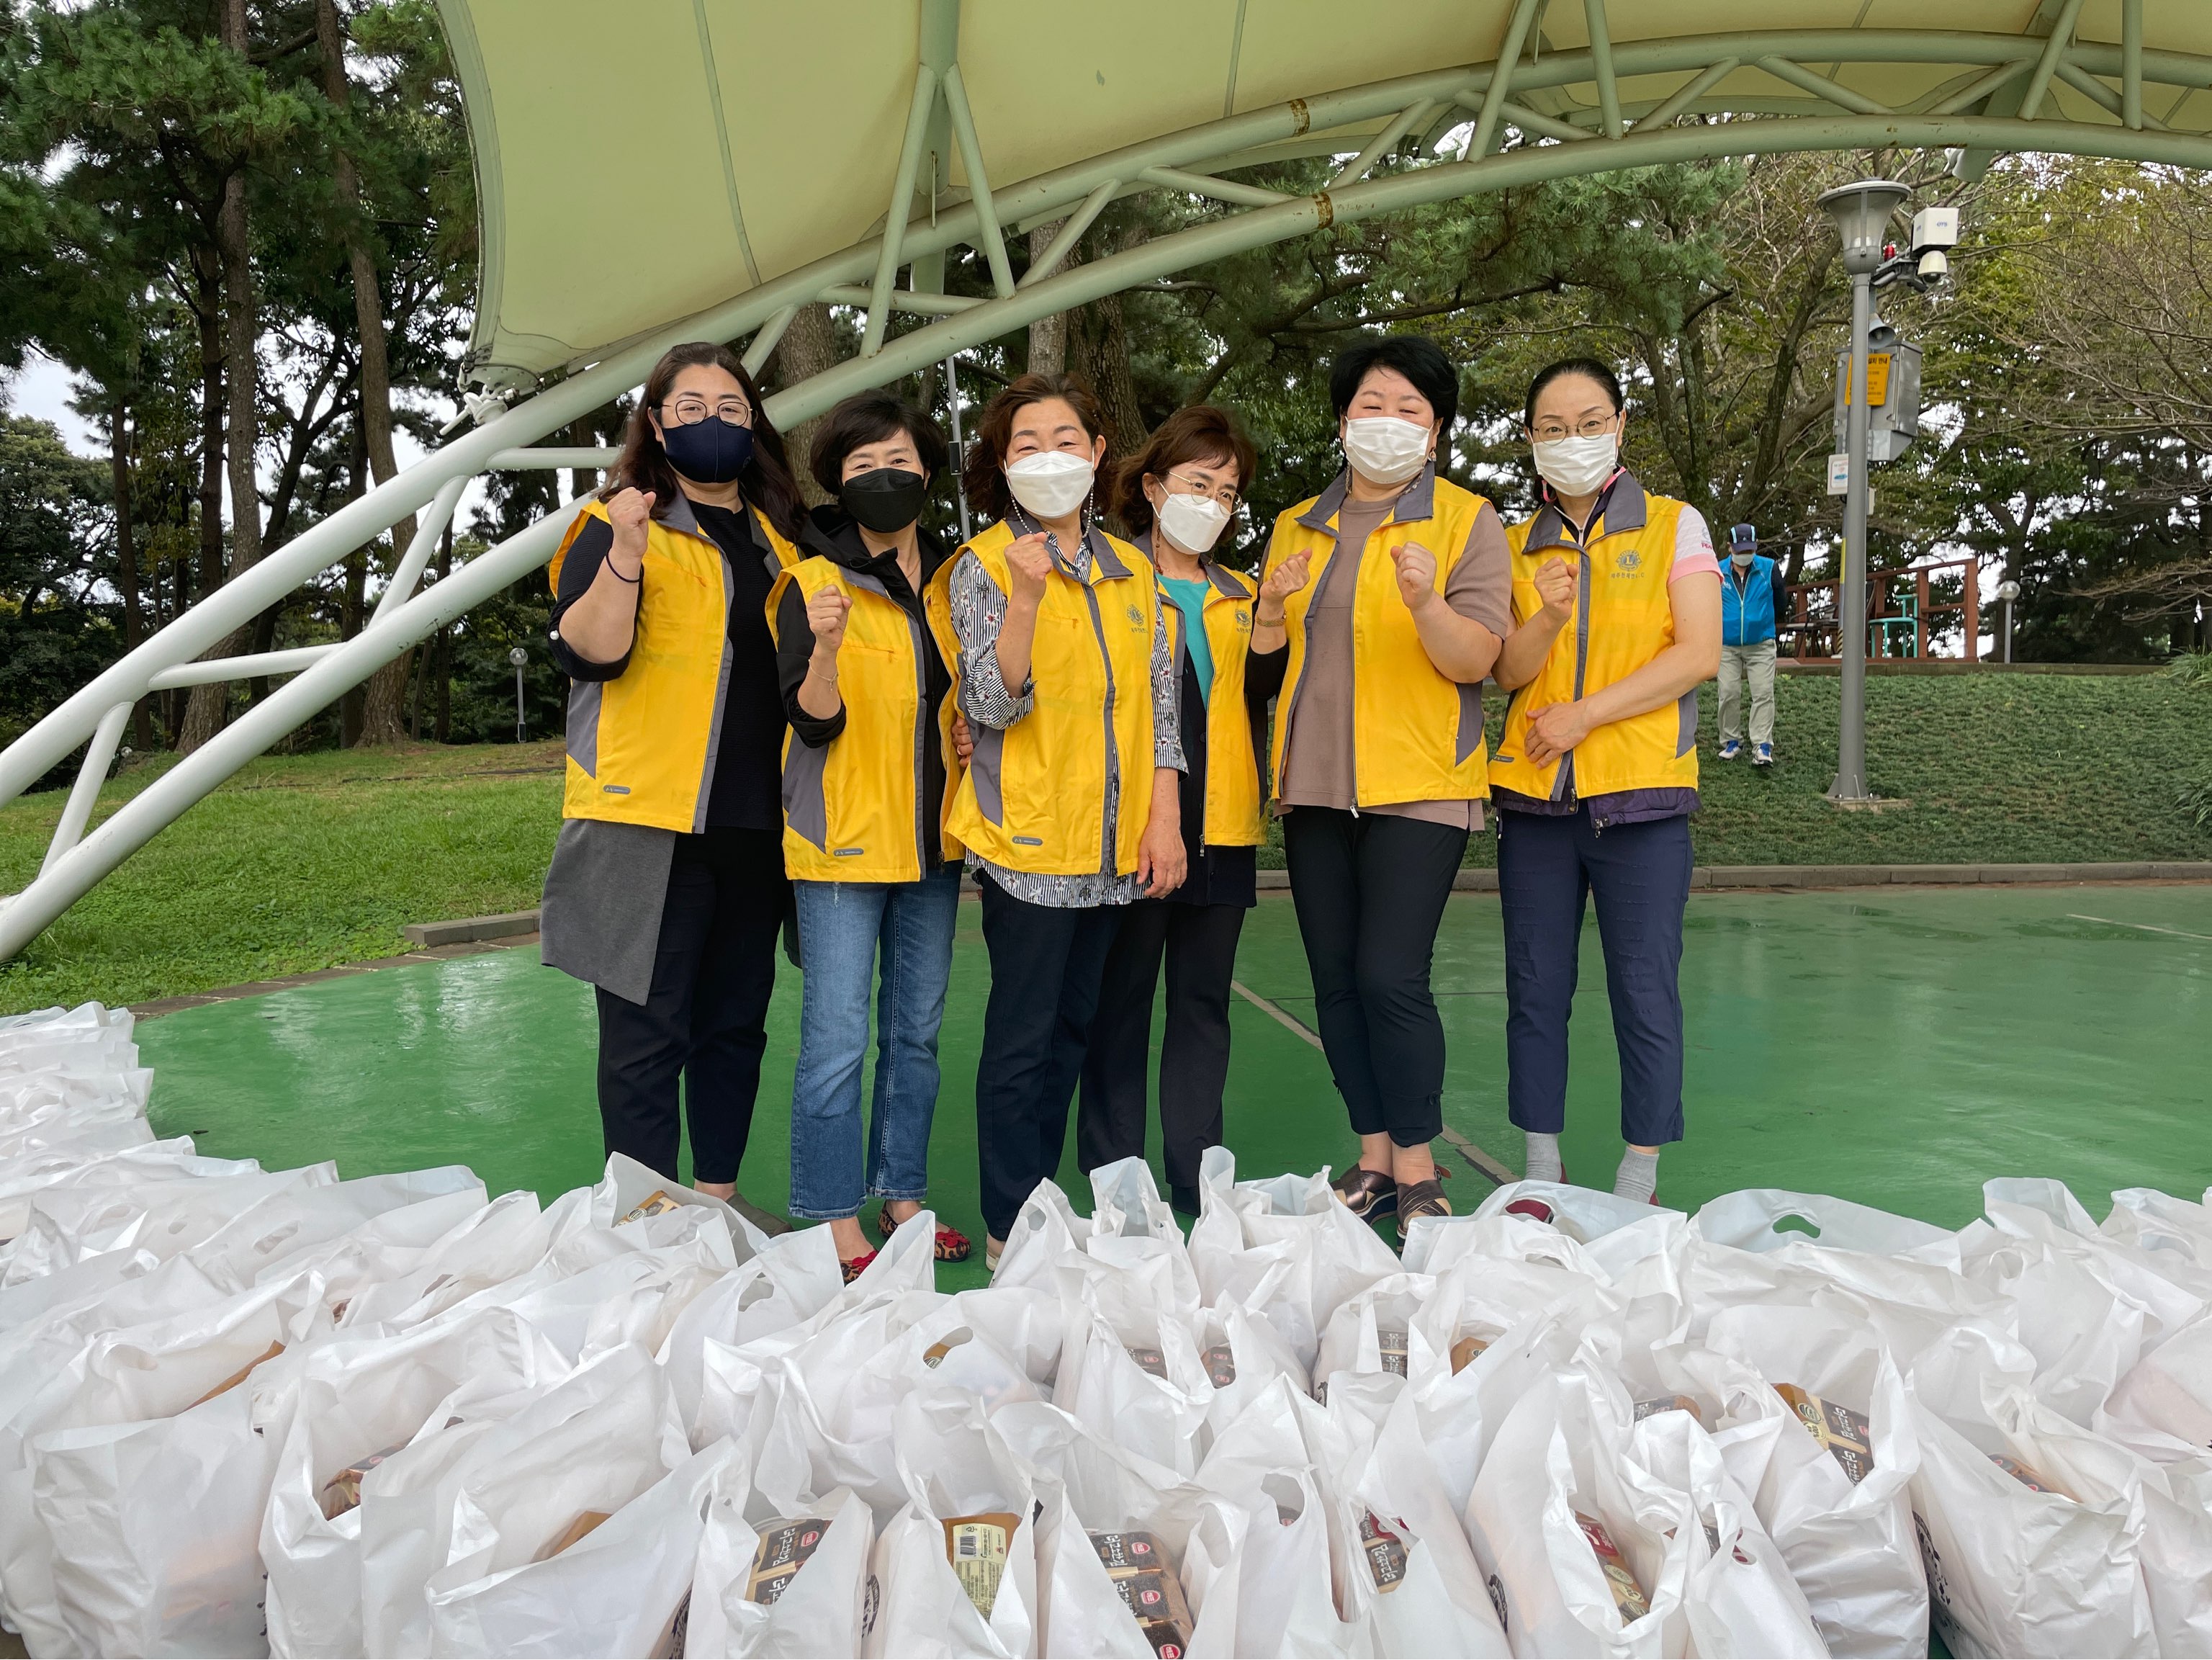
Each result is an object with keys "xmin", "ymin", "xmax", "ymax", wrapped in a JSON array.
[{"xmin": 4, "ymin": 671, "xmax": 2209, "ymax": 1014}]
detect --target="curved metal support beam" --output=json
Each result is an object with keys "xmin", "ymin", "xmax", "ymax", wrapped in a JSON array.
[{"xmin": 9, "ymin": 25, "xmax": 2212, "ymax": 956}]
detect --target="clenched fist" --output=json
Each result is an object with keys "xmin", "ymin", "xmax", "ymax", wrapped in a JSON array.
[
  {"xmin": 1390, "ymin": 541, "xmax": 1439, "ymax": 614},
  {"xmin": 606, "ymin": 487, "xmax": 655, "ymax": 574},
  {"xmin": 1533, "ymin": 555, "xmax": 1578, "ymax": 621},
  {"xmin": 1256, "ymin": 549, "xmax": 1311, "ymax": 624},
  {"xmin": 1005, "ymin": 533, "xmax": 1054, "ymax": 605},
  {"xmin": 806, "ymin": 587, "xmax": 850, "ymax": 655}
]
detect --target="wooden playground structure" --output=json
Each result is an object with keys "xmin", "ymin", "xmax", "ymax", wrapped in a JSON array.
[{"xmin": 1779, "ymin": 552, "xmax": 1984, "ymax": 663}]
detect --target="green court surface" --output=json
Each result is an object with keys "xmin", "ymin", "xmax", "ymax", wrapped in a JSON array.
[{"xmin": 132, "ymin": 884, "xmax": 2212, "ymax": 1292}]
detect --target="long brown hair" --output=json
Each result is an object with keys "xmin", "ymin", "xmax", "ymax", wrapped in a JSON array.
[
  {"xmin": 603, "ymin": 341, "xmax": 806, "ymax": 542},
  {"xmin": 1107, "ymin": 404, "xmax": 1257, "ymax": 540},
  {"xmin": 961, "ymin": 371, "xmax": 1112, "ymax": 522}
]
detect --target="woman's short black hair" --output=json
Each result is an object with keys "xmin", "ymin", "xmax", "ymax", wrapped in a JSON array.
[
  {"xmin": 1523, "ymin": 357, "xmax": 1626, "ymax": 427},
  {"xmin": 1328, "ymin": 335, "xmax": 1459, "ymax": 436},
  {"xmin": 808, "ymin": 391, "xmax": 950, "ymax": 498}
]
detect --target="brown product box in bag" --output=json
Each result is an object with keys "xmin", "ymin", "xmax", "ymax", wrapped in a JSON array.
[
  {"xmin": 944, "ymin": 1512, "xmax": 1019, "ymax": 1618},
  {"xmin": 1632, "ymin": 1394, "xmax": 1707, "ymax": 1427},
  {"xmin": 186, "ymin": 1340, "xmax": 286, "ymax": 1409},
  {"xmin": 536, "ymin": 1509, "xmax": 612, "ymax": 1563},
  {"xmin": 318, "ymin": 1439, "xmax": 414, "ymax": 1520},
  {"xmin": 648, "ymin": 1589, "xmax": 690, "ymax": 1659},
  {"xmin": 748, "ymin": 1517, "xmax": 831, "ymax": 1606},
  {"xmin": 1776, "ymin": 1383, "xmax": 1874, "ymax": 1484},
  {"xmin": 1575, "ymin": 1512, "xmax": 1650, "ymax": 1623},
  {"xmin": 1089, "ymin": 1533, "xmax": 1194, "ymax": 1657},
  {"xmin": 616, "ymin": 1189, "xmax": 682, "ymax": 1226},
  {"xmin": 1449, "ymin": 1333, "xmax": 1492, "ymax": 1374},
  {"xmin": 1990, "ymin": 1453, "xmax": 2070, "ymax": 1497},
  {"xmin": 1358, "ymin": 1510, "xmax": 1408, "ymax": 1593},
  {"xmin": 1201, "ymin": 1343, "xmax": 1236, "ymax": 1388}
]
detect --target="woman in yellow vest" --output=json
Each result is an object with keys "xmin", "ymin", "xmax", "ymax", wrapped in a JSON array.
[
  {"xmin": 1076, "ymin": 405, "xmax": 1264, "ymax": 1217},
  {"xmin": 768, "ymin": 392, "xmax": 971, "ymax": 1280},
  {"xmin": 928, "ymin": 372, "xmax": 1185, "ymax": 1269},
  {"xmin": 541, "ymin": 341, "xmax": 806, "ymax": 1207},
  {"xmin": 1490, "ymin": 358, "xmax": 1722, "ymax": 1207},
  {"xmin": 1251, "ymin": 336, "xmax": 1514, "ymax": 1234}
]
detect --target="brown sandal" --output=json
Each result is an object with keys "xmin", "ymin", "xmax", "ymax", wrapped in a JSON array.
[
  {"xmin": 1396, "ymin": 1179, "xmax": 1452, "ymax": 1232},
  {"xmin": 1331, "ymin": 1167, "xmax": 1398, "ymax": 1220}
]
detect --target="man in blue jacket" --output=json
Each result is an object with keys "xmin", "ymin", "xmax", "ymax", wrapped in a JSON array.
[{"xmin": 1719, "ymin": 523, "xmax": 1778, "ymax": 766}]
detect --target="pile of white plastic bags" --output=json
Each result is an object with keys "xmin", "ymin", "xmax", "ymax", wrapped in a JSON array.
[{"xmin": 2, "ymin": 997, "xmax": 2211, "ymax": 1659}]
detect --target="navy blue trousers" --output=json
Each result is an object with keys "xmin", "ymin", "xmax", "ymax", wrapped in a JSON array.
[{"xmin": 1497, "ymin": 808, "xmax": 1691, "ymax": 1147}]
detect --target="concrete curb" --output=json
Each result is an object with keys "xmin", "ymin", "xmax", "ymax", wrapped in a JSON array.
[{"xmin": 399, "ymin": 910, "xmax": 543, "ymax": 948}]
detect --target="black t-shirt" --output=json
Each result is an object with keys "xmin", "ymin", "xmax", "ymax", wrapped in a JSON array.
[{"xmin": 549, "ymin": 498, "xmax": 786, "ymax": 832}]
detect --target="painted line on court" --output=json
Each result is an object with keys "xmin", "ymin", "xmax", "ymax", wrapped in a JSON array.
[
  {"xmin": 2066, "ymin": 914, "xmax": 2212, "ymax": 943},
  {"xmin": 1230, "ymin": 979, "xmax": 1517, "ymax": 1188}
]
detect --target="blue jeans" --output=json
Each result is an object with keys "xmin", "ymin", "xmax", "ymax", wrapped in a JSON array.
[{"xmin": 787, "ymin": 869, "xmax": 961, "ymax": 1219}]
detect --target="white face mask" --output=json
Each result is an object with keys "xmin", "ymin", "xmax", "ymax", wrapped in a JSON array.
[
  {"xmin": 1530, "ymin": 432, "xmax": 1619, "ymax": 498},
  {"xmin": 1731, "ymin": 551, "xmax": 1755, "ymax": 567},
  {"xmin": 1004, "ymin": 450, "xmax": 1096, "ymax": 520},
  {"xmin": 1341, "ymin": 416, "xmax": 1432, "ymax": 487},
  {"xmin": 1155, "ymin": 491, "xmax": 1231, "ymax": 555}
]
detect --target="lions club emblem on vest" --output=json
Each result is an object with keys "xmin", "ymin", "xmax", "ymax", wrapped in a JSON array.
[
  {"xmin": 1125, "ymin": 602, "xmax": 1145, "ymax": 630},
  {"xmin": 1612, "ymin": 549, "xmax": 1644, "ymax": 577}
]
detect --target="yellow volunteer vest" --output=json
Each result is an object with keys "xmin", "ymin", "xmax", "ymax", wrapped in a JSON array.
[
  {"xmin": 1157, "ymin": 557, "xmax": 1264, "ymax": 848},
  {"xmin": 768, "ymin": 555, "xmax": 963, "ymax": 883},
  {"xmin": 1489, "ymin": 472, "xmax": 1703, "ymax": 804},
  {"xmin": 1259, "ymin": 466, "xmax": 1496, "ymax": 809},
  {"xmin": 549, "ymin": 493, "xmax": 799, "ymax": 834},
  {"xmin": 925, "ymin": 519, "xmax": 1160, "ymax": 877}
]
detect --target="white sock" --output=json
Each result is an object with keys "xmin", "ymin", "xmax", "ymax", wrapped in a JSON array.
[
  {"xmin": 1614, "ymin": 1147, "xmax": 1660, "ymax": 1204},
  {"xmin": 1524, "ymin": 1131, "xmax": 1563, "ymax": 1184}
]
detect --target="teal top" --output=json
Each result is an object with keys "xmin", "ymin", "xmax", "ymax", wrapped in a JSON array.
[{"xmin": 1159, "ymin": 575, "xmax": 1215, "ymax": 706}]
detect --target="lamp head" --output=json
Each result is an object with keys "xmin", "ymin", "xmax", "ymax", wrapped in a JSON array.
[
  {"xmin": 1818, "ymin": 179, "xmax": 1912, "ymax": 275},
  {"xmin": 1995, "ymin": 580, "xmax": 2021, "ymax": 602},
  {"xmin": 508, "ymin": 647, "xmax": 529, "ymax": 668}
]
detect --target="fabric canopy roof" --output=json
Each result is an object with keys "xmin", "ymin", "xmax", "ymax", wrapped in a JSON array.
[{"xmin": 436, "ymin": 0, "xmax": 2212, "ymax": 390}]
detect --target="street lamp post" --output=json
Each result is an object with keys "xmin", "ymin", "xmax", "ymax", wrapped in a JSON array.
[
  {"xmin": 1996, "ymin": 578, "xmax": 2021, "ymax": 664},
  {"xmin": 1817, "ymin": 180, "xmax": 1910, "ymax": 804},
  {"xmin": 508, "ymin": 645, "xmax": 529, "ymax": 743}
]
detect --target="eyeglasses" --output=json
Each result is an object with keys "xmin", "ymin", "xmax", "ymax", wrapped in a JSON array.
[
  {"xmin": 1528, "ymin": 414, "xmax": 1619, "ymax": 442},
  {"xmin": 661, "ymin": 395, "xmax": 752, "ymax": 427},
  {"xmin": 1165, "ymin": 469, "xmax": 1241, "ymax": 510}
]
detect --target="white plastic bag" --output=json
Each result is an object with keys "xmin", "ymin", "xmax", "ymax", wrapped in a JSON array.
[
  {"xmin": 1055, "ymin": 1257, "xmax": 1213, "ymax": 1476},
  {"xmin": 426, "ymin": 1437, "xmax": 736, "ymax": 1657},
  {"xmin": 1694, "ymin": 1190, "xmax": 1961, "ymax": 1268},
  {"xmin": 1700, "ymin": 1304, "xmax": 1927, "ymax": 1659},
  {"xmin": 689, "ymin": 1473, "xmax": 874, "ymax": 1659},
  {"xmin": 866, "ymin": 1388, "xmax": 1041, "ymax": 1659},
  {"xmin": 260, "ymin": 1305, "xmax": 567, "ymax": 1657}
]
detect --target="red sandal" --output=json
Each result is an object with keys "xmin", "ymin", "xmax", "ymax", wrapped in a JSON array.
[
  {"xmin": 874, "ymin": 1206, "xmax": 973, "ymax": 1263},
  {"xmin": 840, "ymin": 1250, "xmax": 878, "ymax": 1286}
]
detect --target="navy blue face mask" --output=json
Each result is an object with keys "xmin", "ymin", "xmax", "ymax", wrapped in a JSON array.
[{"xmin": 660, "ymin": 413, "xmax": 755, "ymax": 484}]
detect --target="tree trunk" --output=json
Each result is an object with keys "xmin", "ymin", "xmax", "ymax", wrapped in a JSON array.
[
  {"xmin": 1026, "ymin": 222, "xmax": 1070, "ymax": 374},
  {"xmin": 108, "ymin": 402, "xmax": 152, "ymax": 751},
  {"xmin": 178, "ymin": 246, "xmax": 229, "ymax": 753},
  {"xmin": 773, "ymin": 304, "xmax": 840, "ymax": 506},
  {"xmin": 1069, "ymin": 227, "xmax": 1146, "ymax": 459},
  {"xmin": 319, "ymin": 0, "xmax": 418, "ymax": 748}
]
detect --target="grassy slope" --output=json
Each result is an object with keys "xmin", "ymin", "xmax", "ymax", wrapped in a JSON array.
[
  {"xmin": 0, "ymin": 743, "xmax": 565, "ymax": 1013},
  {"xmin": 3, "ymin": 675, "xmax": 2208, "ymax": 1013}
]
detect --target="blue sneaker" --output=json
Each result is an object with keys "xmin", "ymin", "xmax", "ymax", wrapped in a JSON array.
[
  {"xmin": 1719, "ymin": 739, "xmax": 1743, "ymax": 761},
  {"xmin": 1753, "ymin": 742, "xmax": 1773, "ymax": 767}
]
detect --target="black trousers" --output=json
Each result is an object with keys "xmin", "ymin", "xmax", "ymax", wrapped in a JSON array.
[
  {"xmin": 595, "ymin": 827, "xmax": 786, "ymax": 1186},
  {"xmin": 974, "ymin": 874, "xmax": 1121, "ymax": 1242},
  {"xmin": 1076, "ymin": 897, "xmax": 1247, "ymax": 1203},
  {"xmin": 1281, "ymin": 808, "xmax": 1467, "ymax": 1148}
]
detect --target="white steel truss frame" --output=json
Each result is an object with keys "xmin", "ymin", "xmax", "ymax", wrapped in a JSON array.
[{"xmin": 4, "ymin": 11, "xmax": 2209, "ymax": 961}]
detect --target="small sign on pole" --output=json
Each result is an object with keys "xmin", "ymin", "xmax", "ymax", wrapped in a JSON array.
[{"xmin": 1827, "ymin": 453, "xmax": 1850, "ymax": 495}]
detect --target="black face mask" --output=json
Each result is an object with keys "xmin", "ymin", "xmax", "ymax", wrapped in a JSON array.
[
  {"xmin": 659, "ymin": 413, "xmax": 755, "ymax": 484},
  {"xmin": 839, "ymin": 467, "xmax": 930, "ymax": 534}
]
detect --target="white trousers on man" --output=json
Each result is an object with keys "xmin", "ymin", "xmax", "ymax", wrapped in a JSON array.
[{"xmin": 1718, "ymin": 638, "xmax": 1776, "ymax": 745}]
